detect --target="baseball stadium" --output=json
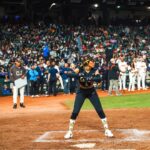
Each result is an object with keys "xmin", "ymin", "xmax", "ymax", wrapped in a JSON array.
[{"xmin": 0, "ymin": 0, "xmax": 150, "ymax": 150}]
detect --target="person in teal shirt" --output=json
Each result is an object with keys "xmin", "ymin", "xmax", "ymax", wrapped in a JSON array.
[{"xmin": 29, "ymin": 64, "xmax": 39, "ymax": 97}]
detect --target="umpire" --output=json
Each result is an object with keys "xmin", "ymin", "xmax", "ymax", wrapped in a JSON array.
[{"xmin": 10, "ymin": 58, "xmax": 26, "ymax": 109}]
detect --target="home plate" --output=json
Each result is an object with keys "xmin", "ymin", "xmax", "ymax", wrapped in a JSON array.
[{"xmin": 72, "ymin": 143, "xmax": 96, "ymax": 149}]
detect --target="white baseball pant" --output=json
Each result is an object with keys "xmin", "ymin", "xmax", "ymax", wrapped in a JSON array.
[
  {"xmin": 119, "ymin": 73, "xmax": 127, "ymax": 90},
  {"xmin": 13, "ymin": 86, "xmax": 25, "ymax": 104},
  {"xmin": 128, "ymin": 73, "xmax": 136, "ymax": 91},
  {"xmin": 137, "ymin": 72, "xmax": 146, "ymax": 90}
]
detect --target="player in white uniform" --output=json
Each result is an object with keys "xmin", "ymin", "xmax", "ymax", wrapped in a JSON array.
[
  {"xmin": 136, "ymin": 58, "xmax": 147, "ymax": 90},
  {"xmin": 118, "ymin": 57, "xmax": 128, "ymax": 90},
  {"xmin": 128, "ymin": 63, "xmax": 137, "ymax": 91}
]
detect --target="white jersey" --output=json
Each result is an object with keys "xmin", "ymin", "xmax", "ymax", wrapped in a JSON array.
[
  {"xmin": 134, "ymin": 62, "xmax": 138, "ymax": 70},
  {"xmin": 128, "ymin": 66, "xmax": 137, "ymax": 76},
  {"xmin": 116, "ymin": 59, "xmax": 121, "ymax": 64},
  {"xmin": 119, "ymin": 61, "xmax": 127, "ymax": 73},
  {"xmin": 136, "ymin": 62, "xmax": 147, "ymax": 74}
]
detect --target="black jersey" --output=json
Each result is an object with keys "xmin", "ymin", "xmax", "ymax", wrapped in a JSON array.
[
  {"xmin": 66, "ymin": 67, "xmax": 101, "ymax": 89},
  {"xmin": 78, "ymin": 67, "xmax": 98, "ymax": 89}
]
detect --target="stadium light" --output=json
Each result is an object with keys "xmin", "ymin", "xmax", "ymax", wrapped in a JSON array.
[
  {"xmin": 49, "ymin": 3, "xmax": 56, "ymax": 9},
  {"xmin": 117, "ymin": 5, "xmax": 120, "ymax": 9},
  {"xmin": 147, "ymin": 6, "xmax": 150, "ymax": 10},
  {"xmin": 136, "ymin": 20, "xmax": 141, "ymax": 23},
  {"xmin": 93, "ymin": 3, "xmax": 99, "ymax": 8}
]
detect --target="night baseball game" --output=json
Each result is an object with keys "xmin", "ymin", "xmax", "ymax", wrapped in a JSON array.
[{"xmin": 0, "ymin": 0, "xmax": 150, "ymax": 149}]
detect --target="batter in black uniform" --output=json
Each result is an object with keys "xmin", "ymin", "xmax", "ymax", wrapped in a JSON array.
[{"xmin": 64, "ymin": 59, "xmax": 114, "ymax": 139}]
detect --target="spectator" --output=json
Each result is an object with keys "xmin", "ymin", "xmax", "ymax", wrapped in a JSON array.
[
  {"xmin": 0, "ymin": 23, "xmax": 150, "ymax": 96},
  {"xmin": 69, "ymin": 63, "xmax": 77, "ymax": 94},
  {"xmin": 4, "ymin": 75, "xmax": 10, "ymax": 82},
  {"xmin": 2, "ymin": 84, "xmax": 11, "ymax": 95},
  {"xmin": 36, "ymin": 63, "xmax": 46, "ymax": 95},
  {"xmin": 47, "ymin": 61, "xmax": 58, "ymax": 96},
  {"xmin": 100, "ymin": 63, "xmax": 109, "ymax": 91},
  {"xmin": 54, "ymin": 61, "xmax": 64, "ymax": 90},
  {"xmin": 108, "ymin": 58, "xmax": 121, "ymax": 96},
  {"xmin": 43, "ymin": 43, "xmax": 50, "ymax": 60},
  {"xmin": 29, "ymin": 64, "xmax": 39, "ymax": 98},
  {"xmin": 61, "ymin": 63, "xmax": 71, "ymax": 94}
]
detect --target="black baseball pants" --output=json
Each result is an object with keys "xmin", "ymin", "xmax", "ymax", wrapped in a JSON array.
[{"xmin": 71, "ymin": 88, "xmax": 106, "ymax": 120}]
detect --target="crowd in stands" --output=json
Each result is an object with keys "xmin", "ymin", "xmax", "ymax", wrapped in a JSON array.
[{"xmin": 0, "ymin": 23, "xmax": 150, "ymax": 96}]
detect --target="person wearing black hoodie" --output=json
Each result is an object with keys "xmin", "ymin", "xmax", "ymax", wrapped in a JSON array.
[
  {"xmin": 47, "ymin": 61, "xmax": 58, "ymax": 96},
  {"xmin": 108, "ymin": 58, "xmax": 121, "ymax": 96}
]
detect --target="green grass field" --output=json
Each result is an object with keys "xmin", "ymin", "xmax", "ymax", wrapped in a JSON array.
[{"xmin": 65, "ymin": 93, "xmax": 150, "ymax": 109}]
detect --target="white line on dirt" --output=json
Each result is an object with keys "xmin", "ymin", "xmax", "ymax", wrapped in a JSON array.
[
  {"xmin": 118, "ymin": 129, "xmax": 150, "ymax": 142},
  {"xmin": 34, "ymin": 129, "xmax": 150, "ymax": 143},
  {"xmin": 34, "ymin": 138, "xmax": 111, "ymax": 143},
  {"xmin": 34, "ymin": 132, "xmax": 50, "ymax": 142},
  {"xmin": 87, "ymin": 149, "xmax": 136, "ymax": 150},
  {"xmin": 88, "ymin": 149, "xmax": 136, "ymax": 150}
]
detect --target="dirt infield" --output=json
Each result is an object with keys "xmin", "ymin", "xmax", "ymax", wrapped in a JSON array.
[{"xmin": 0, "ymin": 90, "xmax": 150, "ymax": 150}]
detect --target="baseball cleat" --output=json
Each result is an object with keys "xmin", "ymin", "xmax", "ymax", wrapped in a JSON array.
[
  {"xmin": 13, "ymin": 104, "xmax": 17, "ymax": 109},
  {"xmin": 105, "ymin": 129, "xmax": 114, "ymax": 137},
  {"xmin": 64, "ymin": 131, "xmax": 73, "ymax": 139},
  {"xmin": 20, "ymin": 103, "xmax": 26, "ymax": 108}
]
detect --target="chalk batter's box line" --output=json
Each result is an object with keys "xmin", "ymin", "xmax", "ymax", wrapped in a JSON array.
[
  {"xmin": 34, "ymin": 130, "xmax": 99, "ymax": 143},
  {"xmin": 34, "ymin": 129, "xmax": 150, "ymax": 143},
  {"xmin": 32, "ymin": 149, "xmax": 136, "ymax": 150}
]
